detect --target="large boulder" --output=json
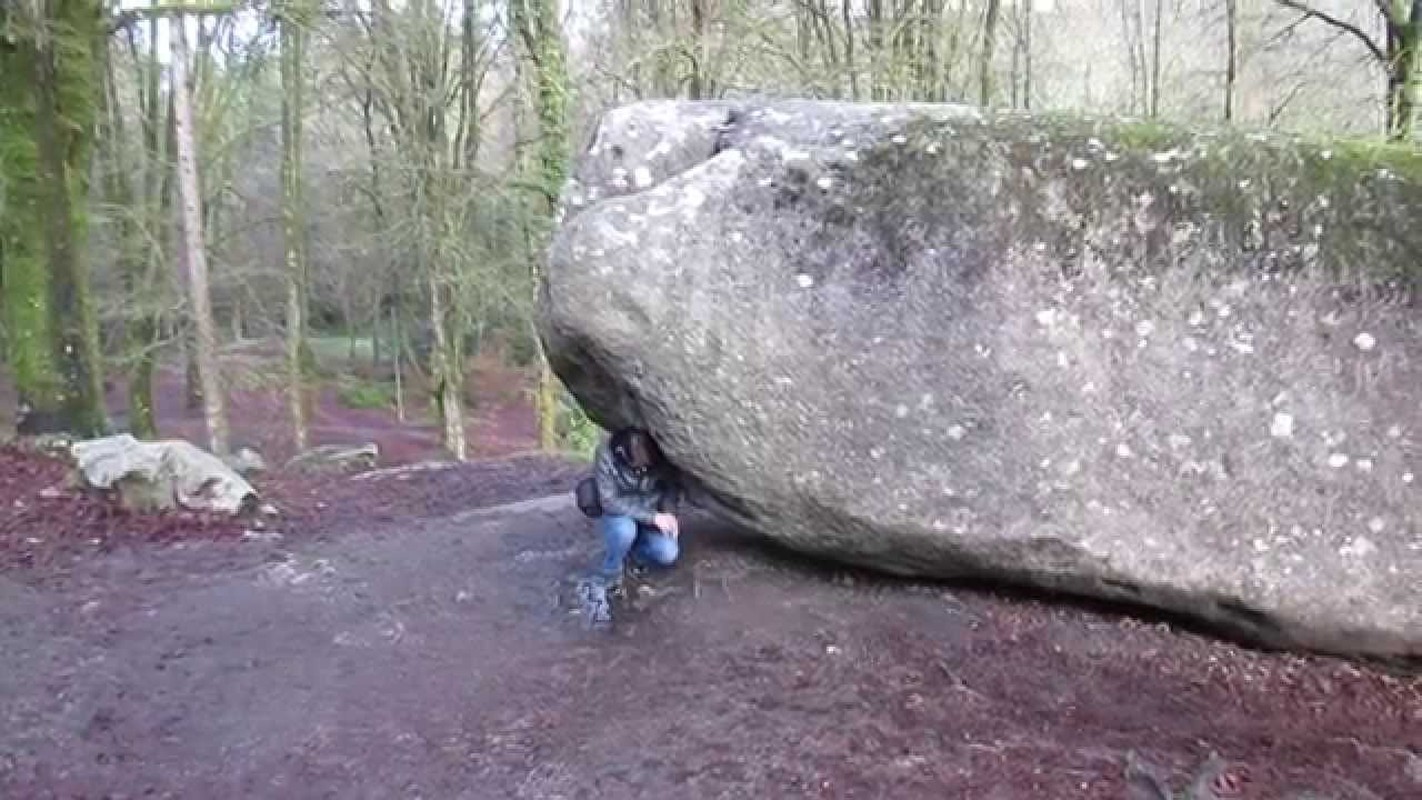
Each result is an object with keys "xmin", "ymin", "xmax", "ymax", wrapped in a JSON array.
[
  {"xmin": 72, "ymin": 434, "xmax": 258, "ymax": 515},
  {"xmin": 539, "ymin": 100, "xmax": 1421, "ymax": 663}
]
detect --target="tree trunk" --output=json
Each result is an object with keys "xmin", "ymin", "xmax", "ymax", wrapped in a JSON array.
[
  {"xmin": 0, "ymin": 10, "xmax": 65, "ymax": 435},
  {"xmin": 843, "ymin": 0, "xmax": 859, "ymax": 100},
  {"xmin": 0, "ymin": 0, "xmax": 108, "ymax": 436},
  {"xmin": 689, "ymin": 0, "xmax": 710, "ymax": 100},
  {"xmin": 171, "ymin": 15, "xmax": 228, "ymax": 455},
  {"xmin": 1385, "ymin": 1, "xmax": 1421, "ymax": 140},
  {"xmin": 517, "ymin": 0, "xmax": 571, "ymax": 452},
  {"xmin": 280, "ymin": 0, "xmax": 310, "ymax": 451},
  {"xmin": 428, "ymin": 266, "xmax": 466, "ymax": 460},
  {"xmin": 1223, "ymin": 0, "xmax": 1237, "ymax": 121},
  {"xmin": 231, "ymin": 295, "xmax": 244, "ymax": 341},
  {"xmin": 867, "ymin": 0, "xmax": 885, "ymax": 100},
  {"xmin": 100, "ymin": 23, "xmax": 158, "ymax": 438},
  {"xmin": 36, "ymin": 0, "xmax": 107, "ymax": 436},
  {"xmin": 1009, "ymin": 20, "xmax": 1020, "ymax": 108},
  {"xmin": 183, "ymin": 325, "xmax": 203, "ymax": 410},
  {"xmin": 1023, "ymin": 0, "xmax": 1033, "ymax": 109},
  {"xmin": 1149, "ymin": 0, "xmax": 1164, "ymax": 118},
  {"xmin": 128, "ymin": 15, "xmax": 171, "ymax": 438},
  {"xmin": 391, "ymin": 301, "xmax": 405, "ymax": 422},
  {"xmin": 360, "ymin": 87, "xmax": 388, "ymax": 371},
  {"xmin": 979, "ymin": 0, "xmax": 1001, "ymax": 107}
]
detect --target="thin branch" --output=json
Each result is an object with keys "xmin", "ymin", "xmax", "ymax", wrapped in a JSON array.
[{"xmin": 1275, "ymin": 0, "xmax": 1387, "ymax": 63}]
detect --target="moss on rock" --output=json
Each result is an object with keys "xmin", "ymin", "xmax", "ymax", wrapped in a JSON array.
[{"xmin": 866, "ymin": 112, "xmax": 1422, "ymax": 297}]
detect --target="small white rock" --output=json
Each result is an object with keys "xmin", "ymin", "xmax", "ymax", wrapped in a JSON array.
[
  {"xmin": 1340, "ymin": 536, "xmax": 1377, "ymax": 558},
  {"xmin": 1071, "ymin": 158, "xmax": 1089, "ymax": 171},
  {"xmin": 1270, "ymin": 413, "xmax": 1295, "ymax": 439},
  {"xmin": 795, "ymin": 273, "xmax": 815, "ymax": 289},
  {"xmin": 946, "ymin": 424, "xmax": 967, "ymax": 441},
  {"xmin": 1115, "ymin": 443, "xmax": 1134, "ymax": 459},
  {"xmin": 1327, "ymin": 453, "xmax": 1350, "ymax": 469},
  {"xmin": 1355, "ymin": 458, "xmax": 1374, "ymax": 473},
  {"xmin": 1353, "ymin": 332, "xmax": 1377, "ymax": 351},
  {"xmin": 1403, "ymin": 472, "xmax": 1415, "ymax": 484},
  {"xmin": 632, "ymin": 166, "xmax": 653, "ymax": 188},
  {"xmin": 1368, "ymin": 517, "xmax": 1386, "ymax": 534},
  {"xmin": 816, "ymin": 176, "xmax": 833, "ymax": 190}
]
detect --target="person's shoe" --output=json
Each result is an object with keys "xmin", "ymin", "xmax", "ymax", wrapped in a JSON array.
[
  {"xmin": 594, "ymin": 570, "xmax": 625, "ymax": 598},
  {"xmin": 576, "ymin": 575, "xmax": 615, "ymax": 629}
]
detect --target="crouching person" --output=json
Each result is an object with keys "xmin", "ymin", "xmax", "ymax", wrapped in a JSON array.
[{"xmin": 592, "ymin": 427, "xmax": 682, "ymax": 587}]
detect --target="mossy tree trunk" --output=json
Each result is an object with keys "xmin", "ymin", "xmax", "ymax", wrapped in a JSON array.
[
  {"xmin": 0, "ymin": 0, "xmax": 108, "ymax": 437},
  {"xmin": 100, "ymin": 16, "xmax": 160, "ymax": 438},
  {"xmin": 512, "ymin": 0, "xmax": 571, "ymax": 452},
  {"xmin": 979, "ymin": 0, "xmax": 1001, "ymax": 107},
  {"xmin": 1384, "ymin": 0, "xmax": 1421, "ymax": 141},
  {"xmin": 1279, "ymin": 0, "xmax": 1420, "ymax": 140},
  {"xmin": 131, "ymin": 69, "xmax": 174, "ymax": 434},
  {"xmin": 279, "ymin": 0, "xmax": 311, "ymax": 452},
  {"xmin": 0, "ymin": 11, "xmax": 63, "ymax": 434}
]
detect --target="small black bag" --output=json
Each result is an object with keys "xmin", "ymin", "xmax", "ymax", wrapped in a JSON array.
[{"xmin": 574, "ymin": 476, "xmax": 602, "ymax": 518}]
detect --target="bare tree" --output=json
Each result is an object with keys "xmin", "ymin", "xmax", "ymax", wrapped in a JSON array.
[
  {"xmin": 1024, "ymin": 0, "xmax": 1034, "ymax": 109},
  {"xmin": 980, "ymin": 0, "xmax": 1002, "ymax": 106},
  {"xmin": 1275, "ymin": 0, "xmax": 1421, "ymax": 139},
  {"xmin": 1224, "ymin": 0, "xmax": 1238, "ymax": 121},
  {"xmin": 279, "ymin": 0, "xmax": 312, "ymax": 451},
  {"xmin": 1150, "ymin": 0, "xmax": 1164, "ymax": 117},
  {"xmin": 171, "ymin": 13, "xmax": 229, "ymax": 454}
]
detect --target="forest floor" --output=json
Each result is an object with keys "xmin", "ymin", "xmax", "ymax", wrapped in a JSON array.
[{"xmin": 0, "ymin": 346, "xmax": 1419, "ymax": 798}]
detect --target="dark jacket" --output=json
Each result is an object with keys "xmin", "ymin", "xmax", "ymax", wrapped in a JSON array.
[{"xmin": 592, "ymin": 430, "xmax": 681, "ymax": 525}]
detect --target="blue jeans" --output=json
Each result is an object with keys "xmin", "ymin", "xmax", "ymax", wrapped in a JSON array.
[{"xmin": 599, "ymin": 515, "xmax": 679, "ymax": 579}]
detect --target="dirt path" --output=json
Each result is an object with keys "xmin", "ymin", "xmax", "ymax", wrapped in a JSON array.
[{"xmin": 2, "ymin": 494, "xmax": 1418, "ymax": 799}]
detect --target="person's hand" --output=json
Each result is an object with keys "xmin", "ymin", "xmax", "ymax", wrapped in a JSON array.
[{"xmin": 653, "ymin": 513, "xmax": 680, "ymax": 539}]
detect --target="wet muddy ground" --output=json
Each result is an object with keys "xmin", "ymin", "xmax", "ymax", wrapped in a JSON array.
[{"xmin": 2, "ymin": 474, "xmax": 1418, "ymax": 799}]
